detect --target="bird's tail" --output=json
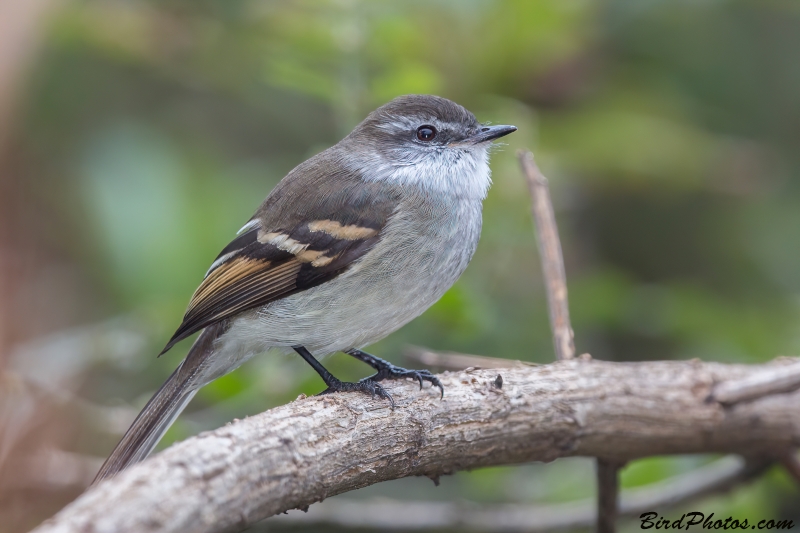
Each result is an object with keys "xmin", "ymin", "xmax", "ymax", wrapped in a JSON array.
[
  {"xmin": 91, "ymin": 364, "xmax": 197, "ymax": 484},
  {"xmin": 92, "ymin": 323, "xmax": 225, "ymax": 484}
]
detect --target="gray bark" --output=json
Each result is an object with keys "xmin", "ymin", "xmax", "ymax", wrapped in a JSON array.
[{"xmin": 32, "ymin": 358, "xmax": 800, "ymax": 533}]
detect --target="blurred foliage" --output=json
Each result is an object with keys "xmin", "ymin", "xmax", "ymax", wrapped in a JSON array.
[{"xmin": 6, "ymin": 0, "xmax": 800, "ymax": 530}]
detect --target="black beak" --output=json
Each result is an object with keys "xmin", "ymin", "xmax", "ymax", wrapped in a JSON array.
[{"xmin": 469, "ymin": 124, "xmax": 517, "ymax": 144}]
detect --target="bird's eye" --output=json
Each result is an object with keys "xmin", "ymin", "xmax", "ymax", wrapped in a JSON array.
[{"xmin": 416, "ymin": 125, "xmax": 437, "ymax": 142}]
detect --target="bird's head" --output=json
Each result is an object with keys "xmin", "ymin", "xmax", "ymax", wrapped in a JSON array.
[{"xmin": 344, "ymin": 94, "xmax": 516, "ymax": 198}]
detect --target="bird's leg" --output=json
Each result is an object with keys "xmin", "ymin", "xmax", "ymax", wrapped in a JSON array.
[
  {"xmin": 292, "ymin": 346, "xmax": 394, "ymax": 407},
  {"xmin": 345, "ymin": 348, "xmax": 444, "ymax": 398}
]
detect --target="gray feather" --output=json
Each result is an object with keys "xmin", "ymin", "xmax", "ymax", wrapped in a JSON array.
[
  {"xmin": 95, "ymin": 95, "xmax": 511, "ymax": 481},
  {"xmin": 93, "ymin": 323, "xmax": 225, "ymax": 483}
]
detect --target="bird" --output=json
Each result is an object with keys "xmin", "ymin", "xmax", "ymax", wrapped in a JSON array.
[{"xmin": 93, "ymin": 94, "xmax": 516, "ymax": 483}]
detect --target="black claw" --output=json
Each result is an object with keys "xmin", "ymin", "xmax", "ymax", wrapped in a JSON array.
[
  {"xmin": 318, "ymin": 376, "xmax": 395, "ymax": 408},
  {"xmin": 359, "ymin": 378, "xmax": 396, "ymax": 408},
  {"xmin": 432, "ymin": 377, "xmax": 445, "ymax": 399},
  {"xmin": 345, "ymin": 349, "xmax": 444, "ymax": 399}
]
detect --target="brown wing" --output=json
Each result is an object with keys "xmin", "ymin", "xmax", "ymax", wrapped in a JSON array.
[{"xmin": 160, "ymin": 213, "xmax": 390, "ymax": 354}]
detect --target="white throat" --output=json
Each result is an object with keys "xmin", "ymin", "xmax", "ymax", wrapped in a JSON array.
[{"xmin": 351, "ymin": 147, "xmax": 492, "ymax": 200}]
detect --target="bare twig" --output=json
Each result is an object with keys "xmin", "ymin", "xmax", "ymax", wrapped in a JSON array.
[
  {"xmin": 596, "ymin": 459, "xmax": 624, "ymax": 533},
  {"xmin": 779, "ymin": 453, "xmax": 800, "ymax": 486},
  {"xmin": 272, "ymin": 456, "xmax": 769, "ymax": 532},
  {"xmin": 519, "ymin": 150, "xmax": 575, "ymax": 361},
  {"xmin": 403, "ymin": 345, "xmax": 533, "ymax": 371},
  {"xmin": 712, "ymin": 361, "xmax": 800, "ymax": 405},
  {"xmin": 31, "ymin": 358, "xmax": 800, "ymax": 533},
  {"xmin": 519, "ymin": 150, "xmax": 614, "ymax": 532}
]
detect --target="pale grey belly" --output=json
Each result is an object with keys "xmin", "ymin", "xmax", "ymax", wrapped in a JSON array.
[{"xmin": 218, "ymin": 201, "xmax": 482, "ymax": 363}]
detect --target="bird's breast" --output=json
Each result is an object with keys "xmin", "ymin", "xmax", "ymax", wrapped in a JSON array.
[
  {"xmin": 357, "ymin": 193, "xmax": 482, "ymax": 294},
  {"xmin": 230, "ymin": 180, "xmax": 486, "ymax": 356}
]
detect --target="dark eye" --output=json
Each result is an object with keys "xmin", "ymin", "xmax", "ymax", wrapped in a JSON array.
[{"xmin": 416, "ymin": 125, "xmax": 437, "ymax": 142}]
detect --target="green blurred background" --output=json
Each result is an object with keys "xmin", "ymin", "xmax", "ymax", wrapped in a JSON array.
[{"xmin": 1, "ymin": 0, "xmax": 799, "ymax": 531}]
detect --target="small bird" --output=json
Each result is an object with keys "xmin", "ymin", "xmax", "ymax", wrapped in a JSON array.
[{"xmin": 93, "ymin": 94, "xmax": 516, "ymax": 482}]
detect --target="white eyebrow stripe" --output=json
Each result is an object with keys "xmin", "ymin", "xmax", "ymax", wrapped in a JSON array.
[{"xmin": 237, "ymin": 219, "xmax": 260, "ymax": 235}]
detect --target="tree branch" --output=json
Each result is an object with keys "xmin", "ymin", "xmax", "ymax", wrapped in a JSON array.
[
  {"xmin": 778, "ymin": 452, "xmax": 800, "ymax": 486},
  {"xmin": 32, "ymin": 358, "xmax": 800, "ymax": 533},
  {"xmin": 519, "ymin": 151, "xmax": 575, "ymax": 361},
  {"xmin": 403, "ymin": 345, "xmax": 533, "ymax": 371},
  {"xmin": 272, "ymin": 456, "xmax": 770, "ymax": 531},
  {"xmin": 596, "ymin": 458, "xmax": 624, "ymax": 533},
  {"xmin": 712, "ymin": 361, "xmax": 800, "ymax": 404}
]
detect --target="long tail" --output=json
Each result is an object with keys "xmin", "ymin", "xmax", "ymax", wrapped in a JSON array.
[
  {"xmin": 92, "ymin": 365, "xmax": 197, "ymax": 483},
  {"xmin": 92, "ymin": 323, "xmax": 224, "ymax": 484}
]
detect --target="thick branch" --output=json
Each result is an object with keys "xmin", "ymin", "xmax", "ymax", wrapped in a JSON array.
[{"xmin": 33, "ymin": 358, "xmax": 800, "ymax": 533}]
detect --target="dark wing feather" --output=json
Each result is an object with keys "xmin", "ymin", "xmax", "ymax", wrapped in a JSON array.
[
  {"xmin": 160, "ymin": 184, "xmax": 395, "ymax": 354},
  {"xmin": 160, "ymin": 157, "xmax": 401, "ymax": 355}
]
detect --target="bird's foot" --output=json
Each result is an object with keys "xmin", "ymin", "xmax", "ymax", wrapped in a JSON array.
[
  {"xmin": 319, "ymin": 376, "xmax": 395, "ymax": 408},
  {"xmin": 347, "ymin": 349, "xmax": 444, "ymax": 398}
]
